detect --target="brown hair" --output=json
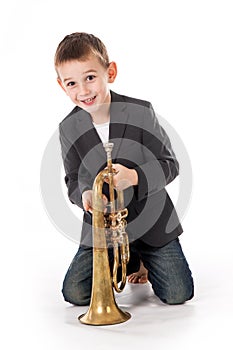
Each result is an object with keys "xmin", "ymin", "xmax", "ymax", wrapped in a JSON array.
[{"xmin": 54, "ymin": 32, "xmax": 110, "ymax": 69}]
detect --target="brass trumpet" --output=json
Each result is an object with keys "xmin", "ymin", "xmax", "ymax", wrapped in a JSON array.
[{"xmin": 78, "ymin": 142, "xmax": 131, "ymax": 325}]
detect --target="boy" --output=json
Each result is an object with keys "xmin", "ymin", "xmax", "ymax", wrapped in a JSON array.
[{"xmin": 55, "ymin": 32, "xmax": 194, "ymax": 305}]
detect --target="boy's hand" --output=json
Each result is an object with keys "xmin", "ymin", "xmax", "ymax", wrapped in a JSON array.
[
  {"xmin": 111, "ymin": 164, "xmax": 138, "ymax": 191},
  {"xmin": 82, "ymin": 190, "xmax": 93, "ymax": 212},
  {"xmin": 82, "ymin": 190, "xmax": 108, "ymax": 212}
]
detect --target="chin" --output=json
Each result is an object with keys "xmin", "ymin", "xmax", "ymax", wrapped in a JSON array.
[{"xmin": 85, "ymin": 102, "xmax": 102, "ymax": 113}]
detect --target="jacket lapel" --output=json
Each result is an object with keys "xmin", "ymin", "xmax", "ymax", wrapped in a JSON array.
[
  {"xmin": 109, "ymin": 91, "xmax": 128, "ymax": 160},
  {"xmin": 75, "ymin": 109, "xmax": 107, "ymax": 169}
]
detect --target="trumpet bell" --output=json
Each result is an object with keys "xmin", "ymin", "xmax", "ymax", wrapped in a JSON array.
[
  {"xmin": 78, "ymin": 305, "xmax": 131, "ymax": 326},
  {"xmin": 78, "ymin": 246, "xmax": 131, "ymax": 325}
]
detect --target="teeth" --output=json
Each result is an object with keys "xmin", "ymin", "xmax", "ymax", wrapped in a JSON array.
[{"xmin": 83, "ymin": 96, "xmax": 95, "ymax": 103}]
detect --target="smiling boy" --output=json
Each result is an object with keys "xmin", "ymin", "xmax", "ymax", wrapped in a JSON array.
[{"xmin": 55, "ymin": 32, "xmax": 194, "ymax": 305}]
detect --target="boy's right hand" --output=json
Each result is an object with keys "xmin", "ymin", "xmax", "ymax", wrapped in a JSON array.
[
  {"xmin": 82, "ymin": 190, "xmax": 108, "ymax": 213},
  {"xmin": 82, "ymin": 190, "xmax": 93, "ymax": 212}
]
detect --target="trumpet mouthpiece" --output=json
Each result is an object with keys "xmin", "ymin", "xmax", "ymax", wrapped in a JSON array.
[
  {"xmin": 103, "ymin": 142, "xmax": 114, "ymax": 152},
  {"xmin": 103, "ymin": 142, "xmax": 114, "ymax": 160}
]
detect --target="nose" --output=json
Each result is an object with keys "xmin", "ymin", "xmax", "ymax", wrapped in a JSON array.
[{"xmin": 78, "ymin": 83, "xmax": 90, "ymax": 97}]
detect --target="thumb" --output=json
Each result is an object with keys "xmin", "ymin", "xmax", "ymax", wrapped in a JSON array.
[{"xmin": 102, "ymin": 194, "xmax": 108, "ymax": 206}]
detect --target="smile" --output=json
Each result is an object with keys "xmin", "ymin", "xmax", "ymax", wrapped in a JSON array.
[{"xmin": 81, "ymin": 96, "xmax": 97, "ymax": 105}]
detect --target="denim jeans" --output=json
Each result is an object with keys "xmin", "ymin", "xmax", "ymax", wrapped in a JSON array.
[{"xmin": 62, "ymin": 238, "xmax": 194, "ymax": 306}]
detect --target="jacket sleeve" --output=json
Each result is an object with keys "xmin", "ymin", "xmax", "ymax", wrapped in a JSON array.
[
  {"xmin": 135, "ymin": 103, "xmax": 179, "ymax": 201},
  {"xmin": 59, "ymin": 123, "xmax": 93, "ymax": 209}
]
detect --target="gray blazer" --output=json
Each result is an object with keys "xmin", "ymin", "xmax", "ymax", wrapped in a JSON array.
[{"xmin": 59, "ymin": 90, "xmax": 183, "ymax": 247}]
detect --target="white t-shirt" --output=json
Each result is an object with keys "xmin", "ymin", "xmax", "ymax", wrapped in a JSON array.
[{"xmin": 92, "ymin": 121, "xmax": 109, "ymax": 144}]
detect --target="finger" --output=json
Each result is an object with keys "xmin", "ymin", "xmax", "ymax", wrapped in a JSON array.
[
  {"xmin": 113, "ymin": 168, "xmax": 120, "ymax": 175},
  {"xmin": 83, "ymin": 202, "xmax": 92, "ymax": 212},
  {"xmin": 83, "ymin": 204, "xmax": 89, "ymax": 211},
  {"xmin": 102, "ymin": 195, "xmax": 108, "ymax": 206}
]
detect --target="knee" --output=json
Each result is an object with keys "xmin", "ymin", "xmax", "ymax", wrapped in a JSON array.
[
  {"xmin": 162, "ymin": 291, "xmax": 194, "ymax": 305},
  {"xmin": 161, "ymin": 289, "xmax": 194, "ymax": 305},
  {"xmin": 62, "ymin": 279, "xmax": 91, "ymax": 306},
  {"xmin": 156, "ymin": 282, "xmax": 194, "ymax": 305}
]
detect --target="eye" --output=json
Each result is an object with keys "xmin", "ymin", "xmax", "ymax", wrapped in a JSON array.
[
  {"xmin": 86, "ymin": 75, "xmax": 96, "ymax": 82},
  {"xmin": 67, "ymin": 81, "xmax": 76, "ymax": 87}
]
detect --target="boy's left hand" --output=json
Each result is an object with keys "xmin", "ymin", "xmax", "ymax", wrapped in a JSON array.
[{"xmin": 111, "ymin": 164, "xmax": 138, "ymax": 191}]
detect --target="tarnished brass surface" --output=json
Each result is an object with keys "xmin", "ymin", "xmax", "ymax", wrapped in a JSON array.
[{"xmin": 78, "ymin": 143, "xmax": 131, "ymax": 325}]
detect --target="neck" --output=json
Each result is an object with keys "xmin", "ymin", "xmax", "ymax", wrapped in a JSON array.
[
  {"xmin": 90, "ymin": 96, "xmax": 111, "ymax": 124},
  {"xmin": 91, "ymin": 111, "xmax": 110, "ymax": 124}
]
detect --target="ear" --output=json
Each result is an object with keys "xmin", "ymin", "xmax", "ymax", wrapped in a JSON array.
[
  {"xmin": 57, "ymin": 78, "xmax": 67, "ymax": 93},
  {"xmin": 107, "ymin": 62, "xmax": 117, "ymax": 83}
]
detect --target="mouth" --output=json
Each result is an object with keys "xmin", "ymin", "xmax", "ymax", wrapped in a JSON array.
[{"xmin": 81, "ymin": 96, "xmax": 97, "ymax": 106}]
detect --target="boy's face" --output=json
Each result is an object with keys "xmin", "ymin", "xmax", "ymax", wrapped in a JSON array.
[{"xmin": 56, "ymin": 55, "xmax": 117, "ymax": 115}]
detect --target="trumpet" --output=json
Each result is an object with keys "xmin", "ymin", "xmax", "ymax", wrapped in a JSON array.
[{"xmin": 78, "ymin": 142, "xmax": 131, "ymax": 325}]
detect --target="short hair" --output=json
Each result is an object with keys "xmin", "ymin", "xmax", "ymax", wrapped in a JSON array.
[{"xmin": 54, "ymin": 32, "xmax": 110, "ymax": 69}]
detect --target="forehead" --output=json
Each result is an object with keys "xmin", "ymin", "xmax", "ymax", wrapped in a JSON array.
[{"xmin": 57, "ymin": 55, "xmax": 106, "ymax": 80}]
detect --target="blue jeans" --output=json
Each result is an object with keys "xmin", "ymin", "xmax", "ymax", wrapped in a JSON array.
[{"xmin": 62, "ymin": 238, "xmax": 194, "ymax": 306}]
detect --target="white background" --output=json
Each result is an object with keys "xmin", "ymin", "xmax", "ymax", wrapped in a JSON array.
[{"xmin": 1, "ymin": 0, "xmax": 233, "ymax": 349}]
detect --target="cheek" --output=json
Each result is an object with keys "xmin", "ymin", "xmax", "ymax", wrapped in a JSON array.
[{"xmin": 66, "ymin": 90, "xmax": 76, "ymax": 99}]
